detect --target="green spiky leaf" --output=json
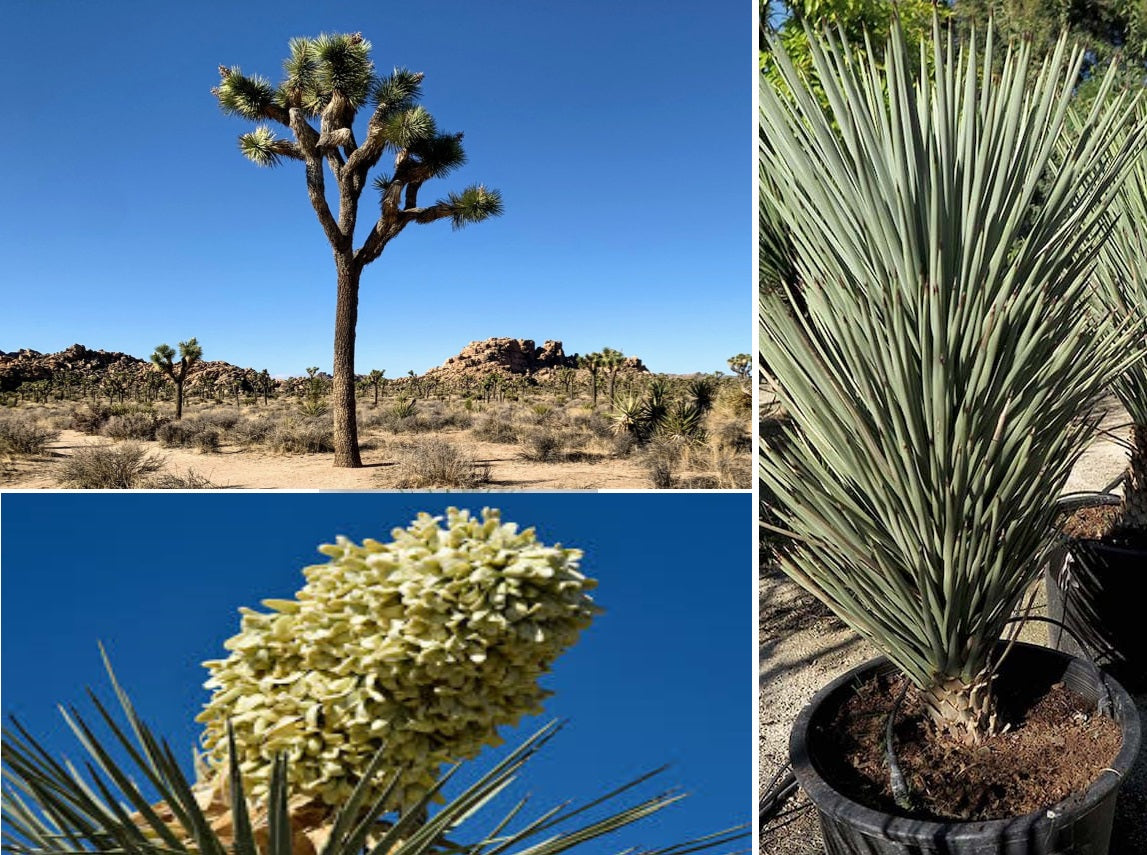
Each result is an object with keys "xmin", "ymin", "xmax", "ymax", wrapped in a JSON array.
[
  {"xmin": 446, "ymin": 186, "xmax": 504, "ymax": 229},
  {"xmin": 410, "ymin": 133, "xmax": 467, "ymax": 178},
  {"xmin": 214, "ymin": 67, "xmax": 279, "ymax": 120},
  {"xmin": 238, "ymin": 126, "xmax": 290, "ymax": 166}
]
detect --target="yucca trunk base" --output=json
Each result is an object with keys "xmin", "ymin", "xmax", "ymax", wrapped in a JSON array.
[{"xmin": 920, "ymin": 675, "xmax": 999, "ymax": 745}]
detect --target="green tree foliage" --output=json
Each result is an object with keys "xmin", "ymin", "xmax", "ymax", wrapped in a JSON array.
[
  {"xmin": 759, "ymin": 0, "xmax": 941, "ymax": 93},
  {"xmin": 951, "ymin": 0, "xmax": 1147, "ymax": 101},
  {"xmin": 150, "ymin": 338, "xmax": 203, "ymax": 420},
  {"xmin": 214, "ymin": 33, "xmax": 503, "ymax": 468}
]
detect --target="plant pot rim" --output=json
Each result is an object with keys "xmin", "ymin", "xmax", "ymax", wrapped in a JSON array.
[
  {"xmin": 788, "ymin": 641, "xmax": 1141, "ymax": 843},
  {"xmin": 1055, "ymin": 492, "xmax": 1145, "ymax": 554}
]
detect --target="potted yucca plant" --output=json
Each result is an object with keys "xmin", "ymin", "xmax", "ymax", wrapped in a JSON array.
[
  {"xmin": 759, "ymin": 17, "xmax": 1146, "ymax": 854},
  {"xmin": 1044, "ymin": 119, "xmax": 1147, "ymax": 689},
  {"xmin": 2, "ymin": 508, "xmax": 745, "ymax": 855}
]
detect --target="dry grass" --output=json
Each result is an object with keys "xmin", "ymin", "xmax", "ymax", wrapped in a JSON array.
[
  {"xmin": 56, "ymin": 443, "xmax": 166, "ymax": 489},
  {"xmin": 0, "ymin": 414, "xmax": 60, "ymax": 456},
  {"xmin": 384, "ymin": 438, "xmax": 491, "ymax": 488}
]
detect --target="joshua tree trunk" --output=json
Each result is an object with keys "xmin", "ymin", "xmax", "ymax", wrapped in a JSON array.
[
  {"xmin": 175, "ymin": 381, "xmax": 185, "ymax": 420},
  {"xmin": 333, "ymin": 262, "xmax": 362, "ymax": 468},
  {"xmin": 1120, "ymin": 424, "xmax": 1147, "ymax": 531}
]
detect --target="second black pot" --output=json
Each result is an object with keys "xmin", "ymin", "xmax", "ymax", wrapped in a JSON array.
[{"xmin": 1043, "ymin": 493, "xmax": 1147, "ymax": 692}]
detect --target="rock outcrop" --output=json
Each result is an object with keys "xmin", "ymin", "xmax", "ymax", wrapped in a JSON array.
[
  {"xmin": 0, "ymin": 344, "xmax": 146, "ymax": 392},
  {"xmin": 426, "ymin": 338, "xmax": 648, "ymax": 383}
]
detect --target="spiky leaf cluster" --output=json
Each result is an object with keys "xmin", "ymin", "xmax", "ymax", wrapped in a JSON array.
[
  {"xmin": 759, "ymin": 17, "xmax": 1146, "ymax": 733},
  {"xmin": 281, "ymin": 33, "xmax": 375, "ymax": 115},
  {"xmin": 197, "ymin": 508, "xmax": 598, "ymax": 813}
]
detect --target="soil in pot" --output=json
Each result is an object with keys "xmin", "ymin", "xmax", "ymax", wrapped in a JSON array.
[
  {"xmin": 817, "ymin": 671, "xmax": 1122, "ymax": 823},
  {"xmin": 1057, "ymin": 502, "xmax": 1147, "ymax": 548}
]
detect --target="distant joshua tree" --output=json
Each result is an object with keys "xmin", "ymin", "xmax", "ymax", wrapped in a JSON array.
[
  {"xmin": 213, "ymin": 33, "xmax": 503, "ymax": 467},
  {"xmin": 727, "ymin": 353, "xmax": 751, "ymax": 380},
  {"xmin": 365, "ymin": 369, "xmax": 386, "ymax": 405},
  {"xmin": 150, "ymin": 338, "xmax": 203, "ymax": 420},
  {"xmin": 600, "ymin": 347, "xmax": 625, "ymax": 404},
  {"xmin": 581, "ymin": 353, "xmax": 603, "ymax": 407}
]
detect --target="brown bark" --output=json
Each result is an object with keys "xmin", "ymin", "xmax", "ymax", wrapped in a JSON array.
[
  {"xmin": 332, "ymin": 259, "xmax": 362, "ymax": 468},
  {"xmin": 174, "ymin": 380, "xmax": 184, "ymax": 420}
]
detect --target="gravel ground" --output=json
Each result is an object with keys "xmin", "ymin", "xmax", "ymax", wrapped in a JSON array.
[{"xmin": 759, "ymin": 399, "xmax": 1146, "ymax": 854}]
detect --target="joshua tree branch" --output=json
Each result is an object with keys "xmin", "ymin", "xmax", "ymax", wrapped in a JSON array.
[
  {"xmin": 289, "ymin": 109, "xmax": 345, "ymax": 250},
  {"xmin": 401, "ymin": 203, "xmax": 454, "ymax": 225}
]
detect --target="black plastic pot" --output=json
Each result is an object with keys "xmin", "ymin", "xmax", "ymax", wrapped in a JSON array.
[
  {"xmin": 1044, "ymin": 493, "xmax": 1147, "ymax": 693},
  {"xmin": 789, "ymin": 642, "xmax": 1141, "ymax": 855}
]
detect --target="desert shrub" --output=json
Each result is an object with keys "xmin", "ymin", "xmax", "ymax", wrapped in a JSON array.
[
  {"xmin": 0, "ymin": 416, "xmax": 59, "ymax": 456},
  {"xmin": 641, "ymin": 439, "xmax": 685, "ymax": 489},
  {"xmin": 73, "ymin": 403, "xmax": 153, "ymax": 435},
  {"xmin": 230, "ymin": 414, "xmax": 277, "ymax": 447},
  {"xmin": 266, "ymin": 418, "xmax": 334, "ymax": 454},
  {"xmin": 56, "ymin": 443, "xmax": 165, "ymax": 489},
  {"xmin": 610, "ymin": 430, "xmax": 639, "ymax": 458},
  {"xmin": 156, "ymin": 419, "xmax": 204, "ymax": 448},
  {"xmin": 101, "ymin": 412, "xmax": 167, "ymax": 441},
  {"xmin": 196, "ymin": 410, "xmax": 241, "ymax": 431},
  {"xmin": 419, "ymin": 402, "xmax": 473, "ymax": 431},
  {"xmin": 148, "ymin": 468, "xmax": 218, "ymax": 489},
  {"xmin": 194, "ymin": 429, "xmax": 222, "ymax": 453},
  {"xmin": 388, "ymin": 438, "xmax": 490, "ymax": 488},
  {"xmin": 72, "ymin": 404, "xmax": 114, "ymax": 435},
  {"xmin": 471, "ymin": 413, "xmax": 518, "ymax": 444},
  {"xmin": 519, "ymin": 428, "xmax": 564, "ymax": 462},
  {"xmin": 709, "ymin": 417, "xmax": 751, "ymax": 454}
]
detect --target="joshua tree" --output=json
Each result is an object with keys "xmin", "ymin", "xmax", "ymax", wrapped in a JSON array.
[
  {"xmin": 580, "ymin": 353, "xmax": 603, "ymax": 406},
  {"xmin": 258, "ymin": 369, "xmax": 274, "ymax": 405},
  {"xmin": 150, "ymin": 339, "xmax": 203, "ymax": 420},
  {"xmin": 600, "ymin": 348, "xmax": 625, "ymax": 403},
  {"xmin": 365, "ymin": 368, "xmax": 386, "ymax": 405},
  {"xmin": 214, "ymin": 34, "xmax": 503, "ymax": 467},
  {"xmin": 727, "ymin": 353, "xmax": 751, "ymax": 380}
]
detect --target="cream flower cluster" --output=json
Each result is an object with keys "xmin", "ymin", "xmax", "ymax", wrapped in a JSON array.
[{"xmin": 196, "ymin": 508, "xmax": 598, "ymax": 811}]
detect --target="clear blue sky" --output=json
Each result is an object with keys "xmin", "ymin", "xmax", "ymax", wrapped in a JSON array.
[
  {"xmin": 0, "ymin": 1, "xmax": 752, "ymax": 377},
  {"xmin": 1, "ymin": 493, "xmax": 752, "ymax": 852}
]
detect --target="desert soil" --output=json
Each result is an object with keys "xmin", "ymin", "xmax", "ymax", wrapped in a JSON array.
[
  {"xmin": 1, "ymin": 428, "xmax": 652, "ymax": 490},
  {"xmin": 759, "ymin": 398, "xmax": 1147, "ymax": 853}
]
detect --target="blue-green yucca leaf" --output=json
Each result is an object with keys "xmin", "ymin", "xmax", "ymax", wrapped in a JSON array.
[
  {"xmin": 2, "ymin": 665, "xmax": 745, "ymax": 855},
  {"xmin": 759, "ymin": 16, "xmax": 1147, "ymax": 740}
]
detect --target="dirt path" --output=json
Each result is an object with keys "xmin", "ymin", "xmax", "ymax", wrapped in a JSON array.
[
  {"xmin": 759, "ymin": 400, "xmax": 1146, "ymax": 853},
  {"xmin": 1, "ymin": 429, "xmax": 651, "ymax": 490}
]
